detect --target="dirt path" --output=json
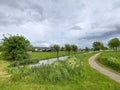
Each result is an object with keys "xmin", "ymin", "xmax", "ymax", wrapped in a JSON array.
[{"xmin": 89, "ymin": 53, "xmax": 120, "ymax": 83}]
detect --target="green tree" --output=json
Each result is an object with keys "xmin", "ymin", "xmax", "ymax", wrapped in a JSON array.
[
  {"xmin": 53, "ymin": 44, "xmax": 60, "ymax": 59},
  {"xmin": 71, "ymin": 44, "xmax": 78, "ymax": 54},
  {"xmin": 61, "ymin": 46, "xmax": 65, "ymax": 51},
  {"xmin": 1, "ymin": 35, "xmax": 30, "ymax": 60},
  {"xmin": 108, "ymin": 38, "xmax": 120, "ymax": 51},
  {"xmin": 93, "ymin": 41, "xmax": 104, "ymax": 51},
  {"xmin": 50, "ymin": 45, "xmax": 54, "ymax": 51},
  {"xmin": 85, "ymin": 47, "xmax": 89, "ymax": 53},
  {"xmin": 65, "ymin": 44, "xmax": 72, "ymax": 55},
  {"xmin": 27, "ymin": 45, "xmax": 34, "ymax": 51}
]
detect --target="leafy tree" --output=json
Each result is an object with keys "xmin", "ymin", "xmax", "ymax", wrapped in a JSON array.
[
  {"xmin": 1, "ymin": 35, "xmax": 30, "ymax": 60},
  {"xmin": 50, "ymin": 45, "xmax": 54, "ymax": 51},
  {"xmin": 61, "ymin": 46, "xmax": 65, "ymax": 51},
  {"xmin": 65, "ymin": 44, "xmax": 72, "ymax": 55},
  {"xmin": 53, "ymin": 44, "xmax": 60, "ymax": 59},
  {"xmin": 85, "ymin": 47, "xmax": 89, "ymax": 53},
  {"xmin": 93, "ymin": 41, "xmax": 104, "ymax": 51},
  {"xmin": 103, "ymin": 47, "xmax": 108, "ymax": 50},
  {"xmin": 71, "ymin": 44, "xmax": 78, "ymax": 54},
  {"xmin": 108, "ymin": 38, "xmax": 120, "ymax": 51},
  {"xmin": 27, "ymin": 45, "xmax": 35, "ymax": 51}
]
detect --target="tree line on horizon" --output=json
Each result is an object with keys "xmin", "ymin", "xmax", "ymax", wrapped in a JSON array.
[
  {"xmin": 0, "ymin": 35, "xmax": 120, "ymax": 61},
  {"xmin": 50, "ymin": 44, "xmax": 78, "ymax": 58},
  {"xmin": 92, "ymin": 38, "xmax": 120, "ymax": 51}
]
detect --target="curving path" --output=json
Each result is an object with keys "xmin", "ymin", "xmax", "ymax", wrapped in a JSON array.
[{"xmin": 89, "ymin": 53, "xmax": 120, "ymax": 83}]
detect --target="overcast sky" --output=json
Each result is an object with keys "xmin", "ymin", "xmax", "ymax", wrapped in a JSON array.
[{"xmin": 0, "ymin": 0, "xmax": 120, "ymax": 48}]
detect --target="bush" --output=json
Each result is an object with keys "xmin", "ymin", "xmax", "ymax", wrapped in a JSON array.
[{"xmin": 1, "ymin": 35, "xmax": 30, "ymax": 61}]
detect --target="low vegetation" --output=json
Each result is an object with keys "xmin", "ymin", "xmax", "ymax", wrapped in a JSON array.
[
  {"xmin": 8, "ymin": 58, "xmax": 40, "ymax": 67},
  {"xmin": 8, "ymin": 51, "xmax": 79, "ymax": 67},
  {"xmin": 0, "ymin": 52, "xmax": 120, "ymax": 90},
  {"xmin": 8, "ymin": 56, "xmax": 84, "ymax": 84},
  {"xmin": 97, "ymin": 51, "xmax": 120, "ymax": 73}
]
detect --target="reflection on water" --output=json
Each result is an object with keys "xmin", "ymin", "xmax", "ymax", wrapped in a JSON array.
[{"xmin": 29, "ymin": 56, "xmax": 68, "ymax": 67}]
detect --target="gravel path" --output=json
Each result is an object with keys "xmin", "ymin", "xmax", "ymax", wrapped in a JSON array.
[{"xmin": 89, "ymin": 53, "xmax": 120, "ymax": 83}]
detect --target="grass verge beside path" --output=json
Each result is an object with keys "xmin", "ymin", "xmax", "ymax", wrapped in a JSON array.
[
  {"xmin": 95, "ymin": 57, "xmax": 120, "ymax": 76},
  {"xmin": 97, "ymin": 51, "xmax": 120, "ymax": 74}
]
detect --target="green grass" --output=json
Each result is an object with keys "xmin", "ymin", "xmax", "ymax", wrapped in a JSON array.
[
  {"xmin": 8, "ymin": 51, "xmax": 79, "ymax": 67},
  {"xmin": 97, "ymin": 51, "xmax": 120, "ymax": 73},
  {"xmin": 29, "ymin": 51, "xmax": 76, "ymax": 60},
  {"xmin": 8, "ymin": 56, "xmax": 84, "ymax": 84},
  {"xmin": 0, "ymin": 52, "xmax": 120, "ymax": 90}
]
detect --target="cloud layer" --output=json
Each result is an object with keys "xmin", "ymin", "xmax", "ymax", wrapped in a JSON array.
[{"xmin": 0, "ymin": 0, "xmax": 120, "ymax": 48}]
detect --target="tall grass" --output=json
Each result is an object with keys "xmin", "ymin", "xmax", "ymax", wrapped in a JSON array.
[
  {"xmin": 8, "ymin": 56, "xmax": 85, "ymax": 84},
  {"xmin": 97, "ymin": 51, "xmax": 120, "ymax": 73},
  {"xmin": 8, "ymin": 58, "xmax": 40, "ymax": 67}
]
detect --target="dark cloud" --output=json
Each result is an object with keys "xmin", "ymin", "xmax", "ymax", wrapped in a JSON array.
[{"xmin": 83, "ymin": 28, "xmax": 120, "ymax": 40}]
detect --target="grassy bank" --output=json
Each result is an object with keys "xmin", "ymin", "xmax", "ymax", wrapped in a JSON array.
[
  {"xmin": 9, "ymin": 51, "xmax": 79, "ymax": 67},
  {"xmin": 97, "ymin": 51, "xmax": 120, "ymax": 73},
  {"xmin": 0, "ymin": 52, "xmax": 120, "ymax": 90}
]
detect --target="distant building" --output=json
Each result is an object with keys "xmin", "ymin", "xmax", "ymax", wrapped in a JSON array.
[{"xmin": 34, "ymin": 47, "xmax": 52, "ymax": 52}]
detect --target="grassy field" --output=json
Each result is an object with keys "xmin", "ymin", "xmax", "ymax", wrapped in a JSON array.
[
  {"xmin": 0, "ymin": 52, "xmax": 120, "ymax": 90},
  {"xmin": 97, "ymin": 51, "xmax": 120, "ymax": 73},
  {"xmin": 29, "ymin": 51, "xmax": 77, "ymax": 60}
]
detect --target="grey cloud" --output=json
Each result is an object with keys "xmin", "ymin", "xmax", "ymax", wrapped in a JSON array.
[
  {"xmin": 0, "ymin": 0, "xmax": 45, "ymax": 26},
  {"xmin": 0, "ymin": 0, "xmax": 21, "ymax": 9},
  {"xmin": 113, "ymin": 1, "xmax": 120, "ymax": 9},
  {"xmin": 83, "ymin": 28, "xmax": 120, "ymax": 40},
  {"xmin": 71, "ymin": 25, "xmax": 82, "ymax": 30},
  {"xmin": 0, "ymin": 0, "xmax": 120, "ymax": 48},
  {"xmin": 0, "ymin": 0, "xmax": 84, "ymax": 26}
]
